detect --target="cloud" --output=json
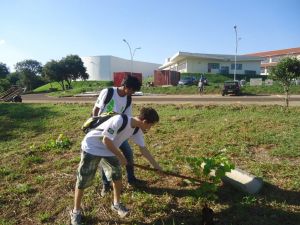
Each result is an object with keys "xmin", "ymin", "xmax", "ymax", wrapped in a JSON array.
[{"xmin": 0, "ymin": 40, "xmax": 5, "ymax": 45}]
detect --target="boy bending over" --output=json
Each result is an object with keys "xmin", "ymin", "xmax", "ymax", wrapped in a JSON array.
[{"xmin": 70, "ymin": 107, "xmax": 162, "ymax": 225}]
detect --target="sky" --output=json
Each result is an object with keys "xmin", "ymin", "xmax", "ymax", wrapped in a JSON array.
[{"xmin": 0, "ymin": 0, "xmax": 300, "ymax": 71}]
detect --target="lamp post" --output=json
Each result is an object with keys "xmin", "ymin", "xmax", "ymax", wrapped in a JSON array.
[
  {"xmin": 123, "ymin": 39, "xmax": 141, "ymax": 75},
  {"xmin": 233, "ymin": 25, "xmax": 242, "ymax": 81},
  {"xmin": 234, "ymin": 25, "xmax": 237, "ymax": 81}
]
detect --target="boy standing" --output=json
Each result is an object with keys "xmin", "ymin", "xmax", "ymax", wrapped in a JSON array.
[
  {"xmin": 70, "ymin": 107, "xmax": 162, "ymax": 225},
  {"xmin": 92, "ymin": 75, "xmax": 143, "ymax": 196},
  {"xmin": 198, "ymin": 75, "xmax": 204, "ymax": 94}
]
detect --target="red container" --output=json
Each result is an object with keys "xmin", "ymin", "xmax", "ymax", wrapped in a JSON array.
[
  {"xmin": 113, "ymin": 72, "xmax": 143, "ymax": 87},
  {"xmin": 154, "ymin": 70, "xmax": 180, "ymax": 86}
]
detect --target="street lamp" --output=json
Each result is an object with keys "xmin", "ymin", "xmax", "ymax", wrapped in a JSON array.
[
  {"xmin": 233, "ymin": 25, "xmax": 241, "ymax": 81},
  {"xmin": 234, "ymin": 25, "xmax": 238, "ymax": 81},
  {"xmin": 123, "ymin": 39, "xmax": 141, "ymax": 75}
]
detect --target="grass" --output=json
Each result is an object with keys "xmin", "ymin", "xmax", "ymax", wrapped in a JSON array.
[
  {"xmin": 0, "ymin": 103, "xmax": 300, "ymax": 224},
  {"xmin": 32, "ymin": 78, "xmax": 300, "ymax": 97},
  {"xmin": 33, "ymin": 80, "xmax": 113, "ymax": 96}
]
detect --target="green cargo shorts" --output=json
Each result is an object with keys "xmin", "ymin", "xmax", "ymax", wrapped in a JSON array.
[{"xmin": 76, "ymin": 151, "xmax": 122, "ymax": 189}]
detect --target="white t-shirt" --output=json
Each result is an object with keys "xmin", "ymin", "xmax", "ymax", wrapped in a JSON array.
[
  {"xmin": 81, "ymin": 115, "xmax": 145, "ymax": 157},
  {"xmin": 94, "ymin": 87, "xmax": 132, "ymax": 116},
  {"xmin": 198, "ymin": 80, "xmax": 203, "ymax": 87}
]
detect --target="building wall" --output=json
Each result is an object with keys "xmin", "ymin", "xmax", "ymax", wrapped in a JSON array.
[
  {"xmin": 81, "ymin": 56, "xmax": 112, "ymax": 81},
  {"xmin": 179, "ymin": 58, "xmax": 260, "ymax": 75},
  {"xmin": 81, "ymin": 55, "xmax": 160, "ymax": 81}
]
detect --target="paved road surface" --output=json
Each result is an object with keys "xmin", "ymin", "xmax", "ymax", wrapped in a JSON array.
[{"xmin": 21, "ymin": 93, "xmax": 300, "ymax": 106}]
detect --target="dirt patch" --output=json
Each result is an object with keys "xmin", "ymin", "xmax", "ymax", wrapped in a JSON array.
[{"xmin": 248, "ymin": 145, "xmax": 281, "ymax": 163}]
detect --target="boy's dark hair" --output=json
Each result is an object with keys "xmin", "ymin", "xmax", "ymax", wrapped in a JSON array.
[
  {"xmin": 122, "ymin": 75, "xmax": 142, "ymax": 92},
  {"xmin": 139, "ymin": 107, "xmax": 159, "ymax": 124}
]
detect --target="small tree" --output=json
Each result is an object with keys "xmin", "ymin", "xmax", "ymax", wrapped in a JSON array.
[
  {"xmin": 185, "ymin": 152, "xmax": 234, "ymax": 201},
  {"xmin": 269, "ymin": 57, "xmax": 300, "ymax": 107},
  {"xmin": 43, "ymin": 60, "xmax": 66, "ymax": 90},
  {"xmin": 184, "ymin": 151, "xmax": 234, "ymax": 223},
  {"xmin": 60, "ymin": 55, "xmax": 88, "ymax": 89}
]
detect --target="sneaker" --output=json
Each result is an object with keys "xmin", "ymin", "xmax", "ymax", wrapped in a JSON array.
[
  {"xmin": 127, "ymin": 178, "xmax": 147, "ymax": 188},
  {"xmin": 70, "ymin": 210, "xmax": 83, "ymax": 225},
  {"xmin": 111, "ymin": 203, "xmax": 129, "ymax": 218},
  {"xmin": 101, "ymin": 185, "xmax": 111, "ymax": 197}
]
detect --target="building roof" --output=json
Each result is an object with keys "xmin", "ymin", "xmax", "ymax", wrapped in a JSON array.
[{"xmin": 246, "ymin": 47, "xmax": 300, "ymax": 57}]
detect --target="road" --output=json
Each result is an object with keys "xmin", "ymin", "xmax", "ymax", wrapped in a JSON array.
[{"xmin": 21, "ymin": 93, "xmax": 300, "ymax": 106}]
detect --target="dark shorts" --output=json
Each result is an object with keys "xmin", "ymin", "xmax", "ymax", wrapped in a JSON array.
[{"xmin": 76, "ymin": 151, "xmax": 122, "ymax": 189}]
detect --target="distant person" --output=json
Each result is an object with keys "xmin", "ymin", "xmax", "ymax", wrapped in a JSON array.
[
  {"xmin": 198, "ymin": 76, "xmax": 204, "ymax": 94},
  {"xmin": 92, "ymin": 75, "xmax": 143, "ymax": 197},
  {"xmin": 70, "ymin": 107, "xmax": 162, "ymax": 224}
]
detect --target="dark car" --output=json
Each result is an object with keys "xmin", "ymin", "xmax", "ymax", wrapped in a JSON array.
[
  {"xmin": 178, "ymin": 77, "xmax": 197, "ymax": 86},
  {"xmin": 221, "ymin": 81, "xmax": 241, "ymax": 96}
]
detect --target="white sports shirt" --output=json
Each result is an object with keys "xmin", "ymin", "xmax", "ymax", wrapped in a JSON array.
[
  {"xmin": 94, "ymin": 87, "xmax": 132, "ymax": 116},
  {"xmin": 81, "ymin": 115, "xmax": 145, "ymax": 157}
]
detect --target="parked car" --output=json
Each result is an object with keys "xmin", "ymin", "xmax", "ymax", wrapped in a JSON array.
[
  {"xmin": 178, "ymin": 77, "xmax": 197, "ymax": 86},
  {"xmin": 221, "ymin": 81, "xmax": 241, "ymax": 96}
]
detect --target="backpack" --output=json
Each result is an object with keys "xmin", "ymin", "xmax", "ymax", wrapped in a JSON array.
[
  {"xmin": 81, "ymin": 113, "xmax": 140, "ymax": 135},
  {"xmin": 104, "ymin": 87, "xmax": 132, "ymax": 113},
  {"xmin": 81, "ymin": 113, "xmax": 127, "ymax": 134},
  {"xmin": 81, "ymin": 88, "xmax": 135, "ymax": 134}
]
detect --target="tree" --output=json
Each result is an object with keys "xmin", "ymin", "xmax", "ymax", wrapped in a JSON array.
[
  {"xmin": 60, "ymin": 55, "xmax": 88, "ymax": 89},
  {"xmin": 0, "ymin": 79, "xmax": 10, "ymax": 92},
  {"xmin": 43, "ymin": 55, "xmax": 88, "ymax": 91},
  {"xmin": 43, "ymin": 60, "xmax": 66, "ymax": 90},
  {"xmin": 269, "ymin": 57, "xmax": 300, "ymax": 107},
  {"xmin": 6, "ymin": 72, "xmax": 22, "ymax": 85},
  {"xmin": 0, "ymin": 62, "xmax": 10, "ymax": 79},
  {"xmin": 15, "ymin": 60, "xmax": 43, "ymax": 91}
]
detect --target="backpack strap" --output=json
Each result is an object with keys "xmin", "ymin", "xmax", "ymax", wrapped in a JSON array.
[
  {"xmin": 104, "ymin": 87, "xmax": 114, "ymax": 105},
  {"xmin": 118, "ymin": 114, "xmax": 128, "ymax": 133},
  {"xmin": 133, "ymin": 127, "xmax": 139, "ymax": 135},
  {"xmin": 123, "ymin": 95, "xmax": 132, "ymax": 113}
]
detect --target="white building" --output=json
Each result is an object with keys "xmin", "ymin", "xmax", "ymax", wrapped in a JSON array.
[
  {"xmin": 246, "ymin": 47, "xmax": 300, "ymax": 75},
  {"xmin": 81, "ymin": 55, "xmax": 161, "ymax": 81},
  {"xmin": 159, "ymin": 52, "xmax": 262, "ymax": 75}
]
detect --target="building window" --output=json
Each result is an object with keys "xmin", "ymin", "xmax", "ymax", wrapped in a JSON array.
[
  {"xmin": 208, "ymin": 63, "xmax": 220, "ymax": 69},
  {"xmin": 262, "ymin": 57, "xmax": 269, "ymax": 63},
  {"xmin": 260, "ymin": 67, "xmax": 265, "ymax": 74},
  {"xmin": 271, "ymin": 56, "xmax": 281, "ymax": 63},
  {"xmin": 231, "ymin": 64, "xmax": 242, "ymax": 70}
]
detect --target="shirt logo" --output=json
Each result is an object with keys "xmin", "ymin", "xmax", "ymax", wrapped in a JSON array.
[
  {"xmin": 107, "ymin": 99, "xmax": 115, "ymax": 112},
  {"xmin": 108, "ymin": 128, "xmax": 114, "ymax": 135}
]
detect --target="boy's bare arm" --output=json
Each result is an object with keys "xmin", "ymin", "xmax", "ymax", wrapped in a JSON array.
[
  {"xmin": 139, "ymin": 146, "xmax": 162, "ymax": 171},
  {"xmin": 92, "ymin": 106, "xmax": 100, "ymax": 117},
  {"xmin": 102, "ymin": 137, "xmax": 127, "ymax": 166}
]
